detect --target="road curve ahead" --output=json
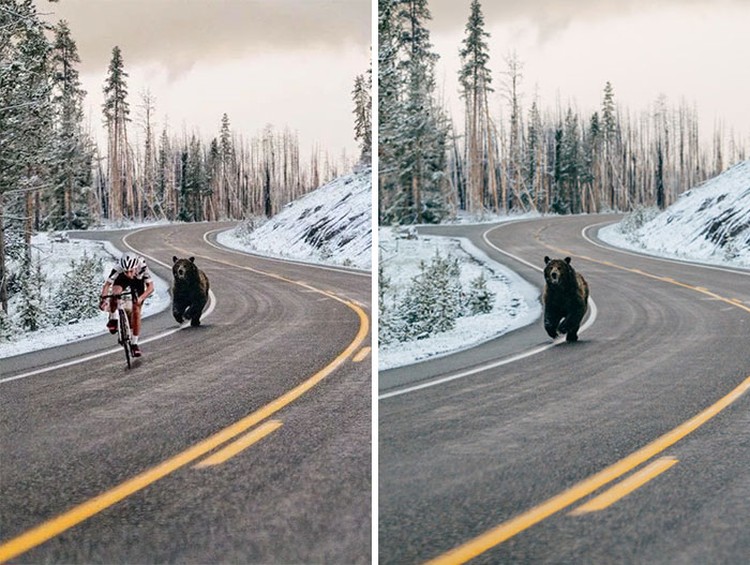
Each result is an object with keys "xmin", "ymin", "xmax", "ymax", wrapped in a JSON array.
[
  {"xmin": 380, "ymin": 215, "xmax": 750, "ymax": 564},
  {"xmin": 0, "ymin": 223, "xmax": 372, "ymax": 564}
]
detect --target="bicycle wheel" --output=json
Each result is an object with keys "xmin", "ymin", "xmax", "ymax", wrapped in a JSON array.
[{"xmin": 119, "ymin": 308, "xmax": 131, "ymax": 369}]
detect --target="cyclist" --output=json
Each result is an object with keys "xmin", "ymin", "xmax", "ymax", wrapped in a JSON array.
[{"xmin": 100, "ymin": 252, "xmax": 155, "ymax": 357}]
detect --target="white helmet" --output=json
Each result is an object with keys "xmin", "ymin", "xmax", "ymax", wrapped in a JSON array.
[{"xmin": 120, "ymin": 252, "xmax": 145, "ymax": 271}]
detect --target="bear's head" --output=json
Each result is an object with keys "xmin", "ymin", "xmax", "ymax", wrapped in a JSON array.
[
  {"xmin": 544, "ymin": 256, "xmax": 573, "ymax": 287},
  {"xmin": 172, "ymin": 256, "xmax": 198, "ymax": 281}
]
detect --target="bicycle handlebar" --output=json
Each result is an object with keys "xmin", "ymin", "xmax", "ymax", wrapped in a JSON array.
[{"xmin": 101, "ymin": 291, "xmax": 133, "ymax": 299}]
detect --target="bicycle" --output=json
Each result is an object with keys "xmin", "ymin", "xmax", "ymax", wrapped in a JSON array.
[{"xmin": 102, "ymin": 290, "xmax": 136, "ymax": 369}]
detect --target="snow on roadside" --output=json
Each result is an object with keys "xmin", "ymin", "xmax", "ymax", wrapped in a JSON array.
[
  {"xmin": 0, "ymin": 233, "xmax": 170, "ymax": 360},
  {"xmin": 599, "ymin": 160, "xmax": 750, "ymax": 268},
  {"xmin": 217, "ymin": 169, "xmax": 372, "ymax": 270},
  {"xmin": 378, "ymin": 227, "xmax": 541, "ymax": 371}
]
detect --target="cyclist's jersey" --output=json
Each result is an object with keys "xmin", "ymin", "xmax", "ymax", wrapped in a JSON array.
[{"xmin": 107, "ymin": 263, "xmax": 152, "ymax": 285}]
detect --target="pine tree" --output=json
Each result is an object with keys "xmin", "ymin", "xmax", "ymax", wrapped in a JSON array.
[
  {"xmin": 377, "ymin": 0, "xmax": 403, "ymax": 223},
  {"xmin": 526, "ymin": 100, "xmax": 544, "ymax": 209},
  {"xmin": 467, "ymin": 271, "xmax": 495, "ymax": 315},
  {"xmin": 219, "ymin": 113, "xmax": 236, "ymax": 217},
  {"xmin": 352, "ymin": 72, "xmax": 372, "ymax": 165},
  {"xmin": 458, "ymin": 0, "xmax": 494, "ymax": 216},
  {"xmin": 378, "ymin": 0, "xmax": 450, "ymax": 225},
  {"xmin": 102, "ymin": 46, "xmax": 131, "ymax": 220},
  {"xmin": 399, "ymin": 252, "xmax": 463, "ymax": 340},
  {"xmin": 54, "ymin": 251, "xmax": 103, "ymax": 324},
  {"xmin": 48, "ymin": 20, "xmax": 93, "ymax": 230},
  {"xmin": 400, "ymin": 0, "xmax": 450, "ymax": 223},
  {"xmin": 17, "ymin": 257, "xmax": 47, "ymax": 331},
  {"xmin": 601, "ymin": 81, "xmax": 619, "ymax": 209},
  {"xmin": 0, "ymin": 0, "xmax": 54, "ymax": 311}
]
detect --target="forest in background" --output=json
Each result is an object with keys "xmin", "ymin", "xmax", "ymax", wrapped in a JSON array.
[
  {"xmin": 1, "ymin": 0, "xmax": 371, "ymax": 320},
  {"xmin": 378, "ymin": 0, "xmax": 748, "ymax": 225}
]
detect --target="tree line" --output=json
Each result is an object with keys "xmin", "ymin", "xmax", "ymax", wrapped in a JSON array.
[
  {"xmin": 1, "ymin": 0, "xmax": 371, "ymax": 317},
  {"xmin": 378, "ymin": 0, "xmax": 748, "ymax": 224}
]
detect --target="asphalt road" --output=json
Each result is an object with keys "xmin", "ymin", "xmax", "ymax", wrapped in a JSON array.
[
  {"xmin": 0, "ymin": 223, "xmax": 372, "ymax": 563},
  {"xmin": 379, "ymin": 215, "xmax": 750, "ymax": 564}
]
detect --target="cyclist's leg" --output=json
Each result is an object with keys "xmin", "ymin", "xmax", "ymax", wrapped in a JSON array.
[
  {"xmin": 130, "ymin": 280, "xmax": 145, "ymax": 343},
  {"xmin": 128, "ymin": 284, "xmax": 144, "ymax": 357},
  {"xmin": 107, "ymin": 280, "xmax": 125, "ymax": 332}
]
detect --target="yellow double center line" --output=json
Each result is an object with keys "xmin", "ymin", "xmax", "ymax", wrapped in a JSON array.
[
  {"xmin": 0, "ymin": 252, "xmax": 370, "ymax": 564},
  {"xmin": 426, "ymin": 235, "xmax": 750, "ymax": 564}
]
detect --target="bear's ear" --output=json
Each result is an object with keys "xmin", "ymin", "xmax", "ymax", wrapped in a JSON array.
[
  {"xmin": 172, "ymin": 256, "xmax": 178, "ymax": 263},
  {"xmin": 544, "ymin": 256, "xmax": 551, "ymax": 264},
  {"xmin": 565, "ymin": 257, "xmax": 572, "ymax": 264},
  {"xmin": 189, "ymin": 257, "xmax": 195, "ymax": 263}
]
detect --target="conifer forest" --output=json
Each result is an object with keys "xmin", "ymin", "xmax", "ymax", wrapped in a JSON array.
[{"xmin": 378, "ymin": 0, "xmax": 748, "ymax": 225}]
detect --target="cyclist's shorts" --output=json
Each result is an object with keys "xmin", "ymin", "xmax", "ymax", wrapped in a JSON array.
[{"xmin": 112, "ymin": 273, "xmax": 144, "ymax": 299}]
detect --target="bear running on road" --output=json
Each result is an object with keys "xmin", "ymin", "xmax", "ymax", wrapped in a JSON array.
[
  {"xmin": 542, "ymin": 256, "xmax": 589, "ymax": 342},
  {"xmin": 171, "ymin": 256, "xmax": 210, "ymax": 327}
]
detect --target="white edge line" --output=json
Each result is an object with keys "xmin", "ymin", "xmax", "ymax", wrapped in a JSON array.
[
  {"xmin": 1, "ymin": 228, "xmax": 218, "ymax": 384},
  {"xmin": 378, "ymin": 221, "xmax": 598, "ymax": 400}
]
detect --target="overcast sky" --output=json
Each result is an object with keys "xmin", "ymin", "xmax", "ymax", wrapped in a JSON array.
[
  {"xmin": 429, "ymin": 0, "xmax": 750, "ymax": 144},
  {"xmin": 38, "ymin": 0, "xmax": 371, "ymax": 161}
]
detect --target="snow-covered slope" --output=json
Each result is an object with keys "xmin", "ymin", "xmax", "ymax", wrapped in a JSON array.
[
  {"xmin": 218, "ymin": 168, "xmax": 372, "ymax": 270},
  {"xmin": 600, "ymin": 160, "xmax": 750, "ymax": 267}
]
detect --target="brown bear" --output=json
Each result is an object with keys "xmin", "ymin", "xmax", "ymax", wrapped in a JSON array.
[
  {"xmin": 543, "ymin": 256, "xmax": 589, "ymax": 342},
  {"xmin": 172, "ymin": 256, "xmax": 210, "ymax": 327}
]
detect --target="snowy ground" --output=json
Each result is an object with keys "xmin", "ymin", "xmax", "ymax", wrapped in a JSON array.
[
  {"xmin": 0, "ymin": 233, "xmax": 171, "ymax": 359},
  {"xmin": 600, "ymin": 160, "xmax": 750, "ymax": 269},
  {"xmin": 1, "ymin": 170, "xmax": 372, "ymax": 360},
  {"xmin": 378, "ymin": 224, "xmax": 541, "ymax": 371},
  {"xmin": 217, "ymin": 168, "xmax": 372, "ymax": 271}
]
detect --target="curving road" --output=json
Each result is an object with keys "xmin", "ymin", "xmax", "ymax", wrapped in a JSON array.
[
  {"xmin": 0, "ymin": 223, "xmax": 372, "ymax": 564},
  {"xmin": 379, "ymin": 215, "xmax": 750, "ymax": 564}
]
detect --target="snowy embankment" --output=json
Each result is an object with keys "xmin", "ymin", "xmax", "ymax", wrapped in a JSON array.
[
  {"xmin": 600, "ymin": 160, "xmax": 750, "ymax": 268},
  {"xmin": 379, "ymin": 226, "xmax": 541, "ymax": 371},
  {"xmin": 217, "ymin": 168, "xmax": 372, "ymax": 270},
  {"xmin": 0, "ymin": 234, "xmax": 171, "ymax": 360}
]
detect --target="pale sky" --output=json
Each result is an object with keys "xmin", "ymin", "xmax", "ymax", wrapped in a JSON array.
[
  {"xmin": 430, "ymin": 0, "xmax": 750, "ymax": 145},
  {"xmin": 37, "ymin": 0, "xmax": 371, "ymax": 161}
]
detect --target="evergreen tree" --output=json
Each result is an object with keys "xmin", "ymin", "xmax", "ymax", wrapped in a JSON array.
[
  {"xmin": 156, "ymin": 126, "xmax": 174, "ymax": 218},
  {"xmin": 352, "ymin": 72, "xmax": 372, "ymax": 165},
  {"xmin": 0, "ymin": 306, "xmax": 13, "ymax": 341},
  {"xmin": 400, "ymin": 0, "xmax": 450, "ymax": 223},
  {"xmin": 467, "ymin": 271, "xmax": 495, "ymax": 315},
  {"xmin": 560, "ymin": 108, "xmax": 581, "ymax": 213},
  {"xmin": 601, "ymin": 81, "xmax": 619, "ymax": 209},
  {"xmin": 379, "ymin": 0, "xmax": 450, "ymax": 224},
  {"xmin": 17, "ymin": 257, "xmax": 47, "ymax": 331},
  {"xmin": 54, "ymin": 251, "xmax": 103, "ymax": 324},
  {"xmin": 377, "ymin": 0, "xmax": 403, "ymax": 223},
  {"xmin": 399, "ymin": 252, "xmax": 462, "ymax": 340},
  {"xmin": 219, "ymin": 113, "xmax": 235, "ymax": 217},
  {"xmin": 102, "ymin": 46, "xmax": 131, "ymax": 220},
  {"xmin": 551, "ymin": 125, "xmax": 568, "ymax": 214},
  {"xmin": 458, "ymin": 0, "xmax": 494, "ymax": 216},
  {"xmin": 525, "ymin": 100, "xmax": 543, "ymax": 209},
  {"xmin": 0, "ymin": 0, "xmax": 54, "ymax": 311},
  {"xmin": 48, "ymin": 20, "xmax": 93, "ymax": 229}
]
